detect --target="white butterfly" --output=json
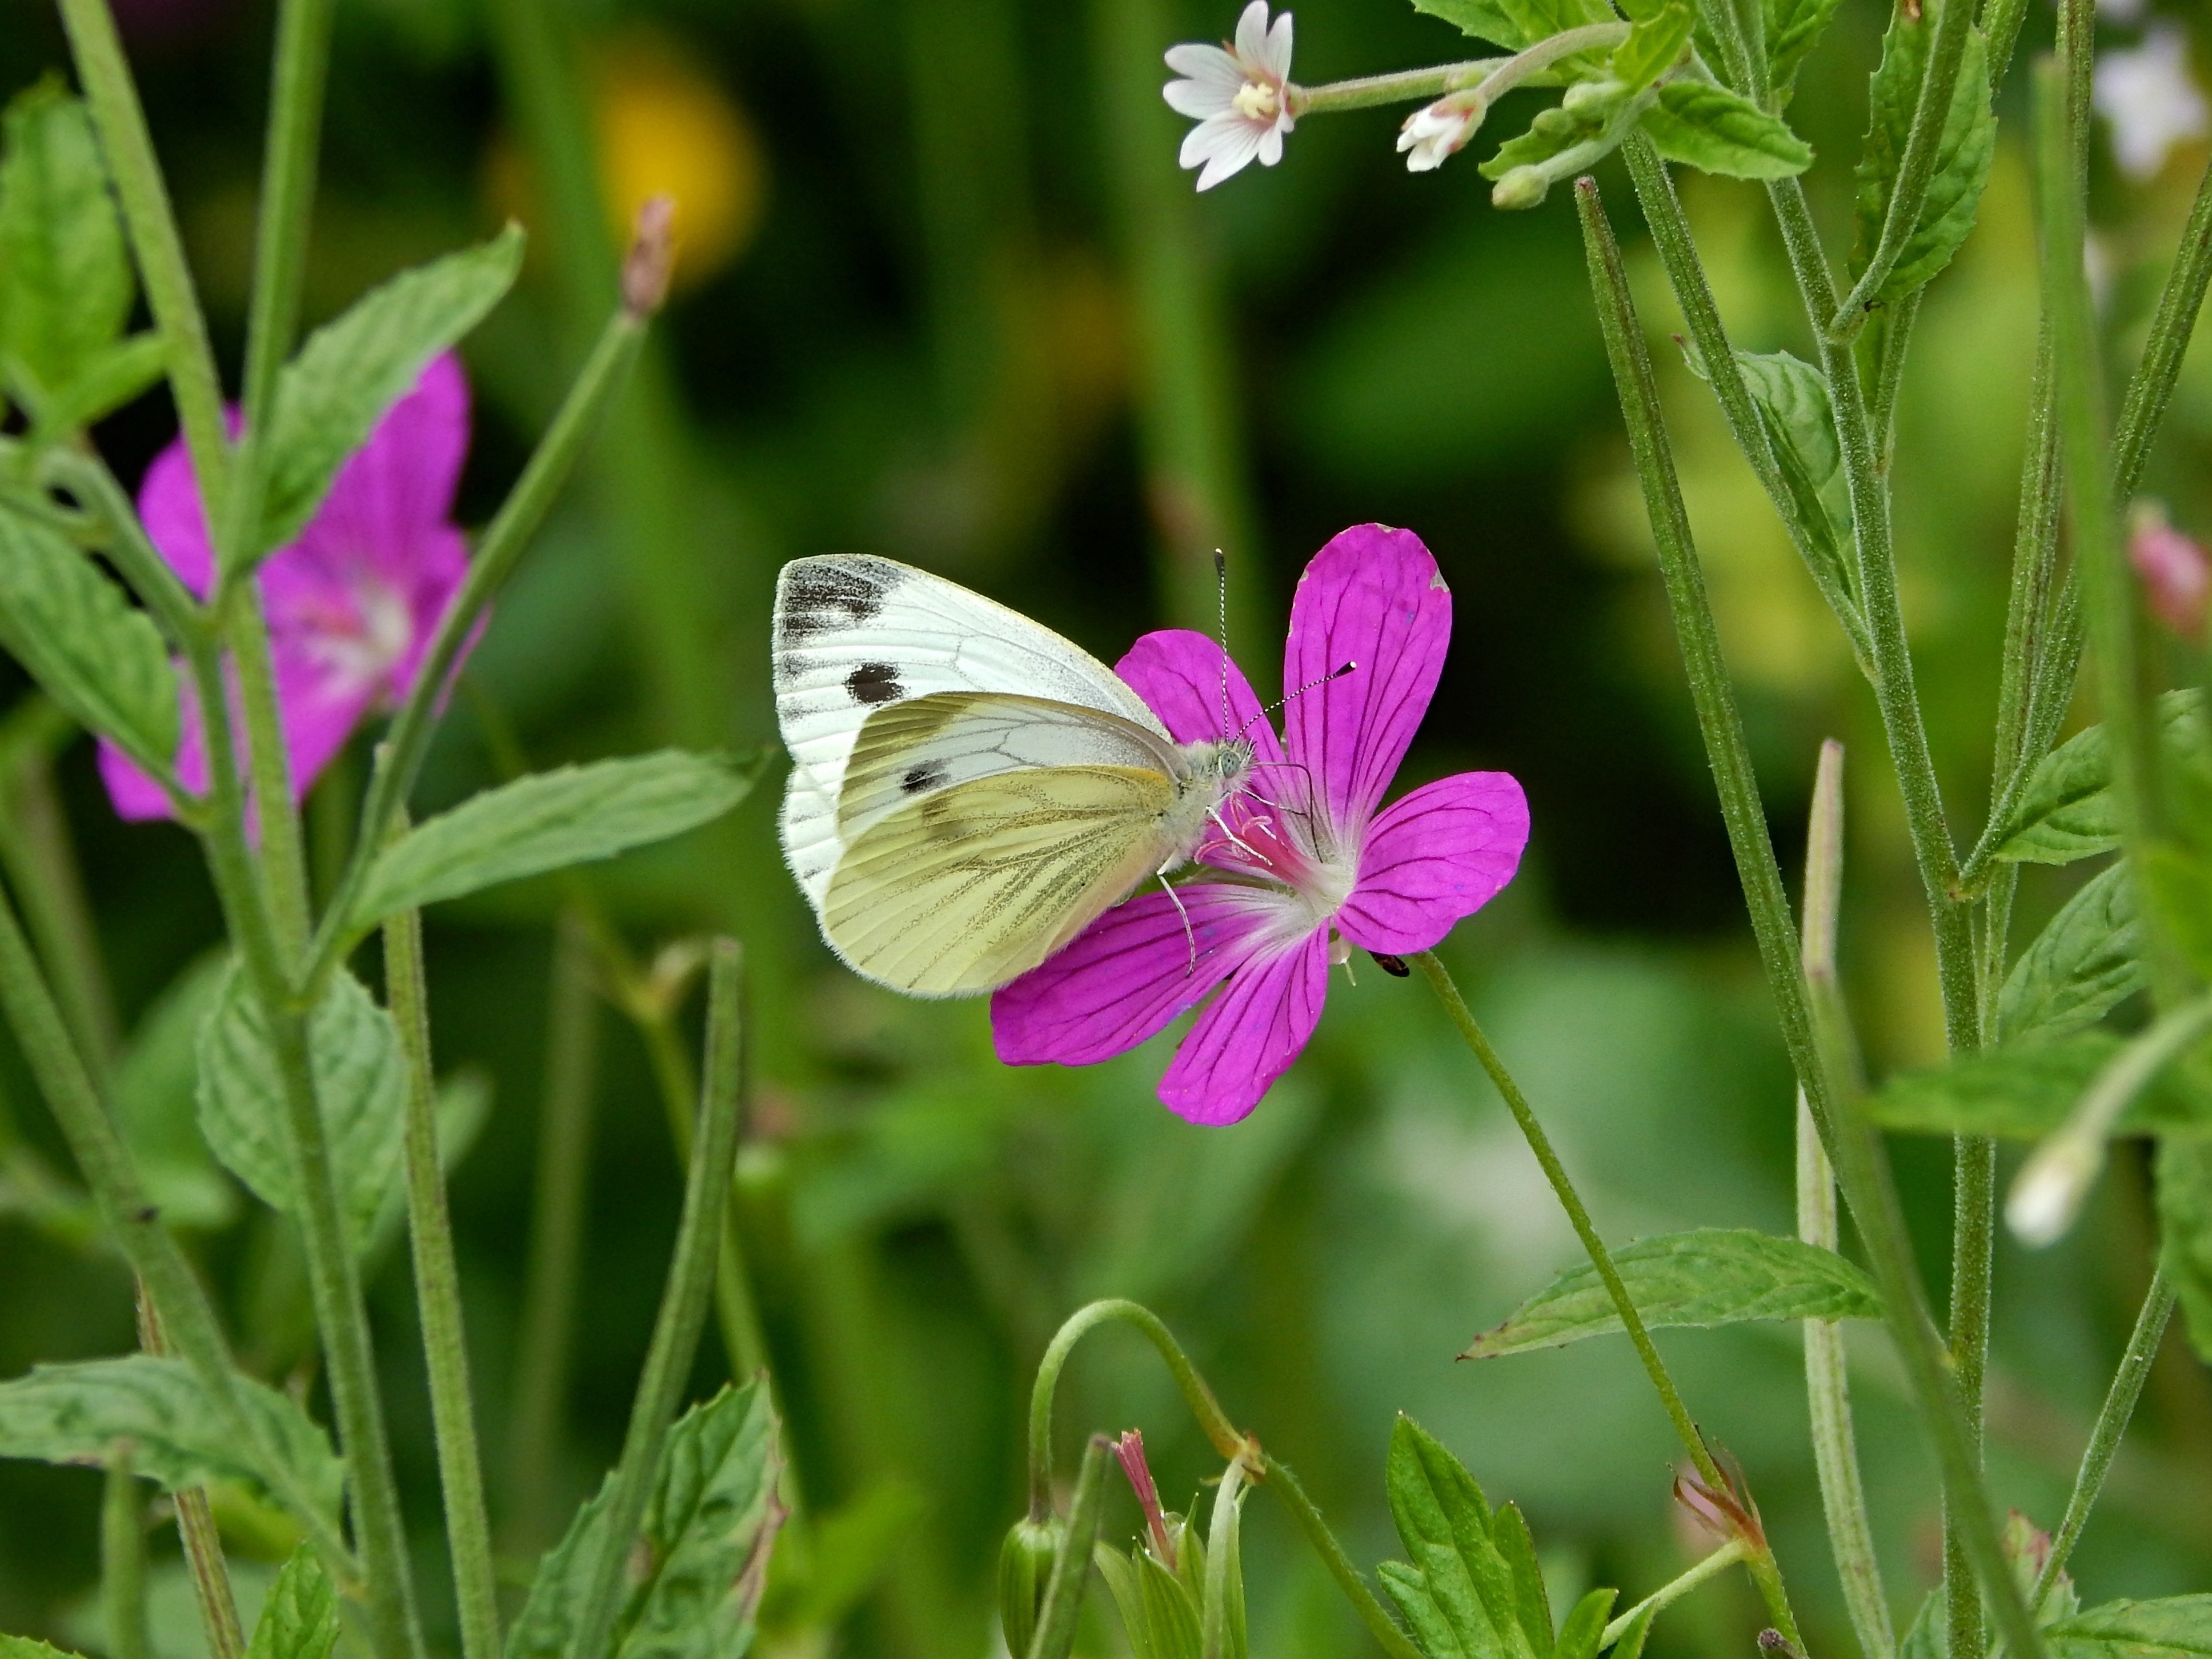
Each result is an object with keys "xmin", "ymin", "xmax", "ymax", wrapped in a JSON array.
[{"xmin": 773, "ymin": 554, "xmax": 1257, "ymax": 997}]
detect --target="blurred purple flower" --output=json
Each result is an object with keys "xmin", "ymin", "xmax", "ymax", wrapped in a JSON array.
[
  {"xmin": 99, "ymin": 352, "xmax": 475, "ymax": 820},
  {"xmin": 991, "ymin": 524, "xmax": 1529, "ymax": 1125}
]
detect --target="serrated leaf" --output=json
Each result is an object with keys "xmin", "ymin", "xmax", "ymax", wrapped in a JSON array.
[
  {"xmin": 2157, "ymin": 1141, "xmax": 2212, "ymax": 1366},
  {"xmin": 1994, "ymin": 692, "xmax": 2207, "ymax": 864},
  {"xmin": 0, "ymin": 1638, "xmax": 85, "ymax": 1659},
  {"xmin": 1870, "ymin": 1030, "xmax": 2212, "ymax": 1139},
  {"xmin": 1409, "ymin": 0, "xmax": 1609, "ymax": 50},
  {"xmin": 507, "ymin": 1380, "xmax": 784, "ymax": 1659},
  {"xmin": 1766, "ymin": 0, "xmax": 1844, "ymax": 107},
  {"xmin": 0, "ymin": 1355, "xmax": 344, "ymax": 1532},
  {"xmin": 1379, "ymin": 1417, "xmax": 1540, "ymax": 1659},
  {"xmin": 1999, "ymin": 864, "xmax": 2146, "ymax": 1044},
  {"xmin": 0, "ymin": 506, "xmax": 179, "ymax": 770},
  {"xmin": 114, "ymin": 952, "xmax": 238, "ymax": 1230},
  {"xmin": 197, "ymin": 967, "xmax": 406, "ymax": 1255},
  {"xmin": 1640, "ymin": 79, "xmax": 1813, "ymax": 178},
  {"xmin": 1614, "ymin": 4, "xmax": 1693, "ymax": 92},
  {"xmin": 244, "ymin": 1546, "xmax": 339, "ymax": 1659},
  {"xmin": 1461, "ymin": 1228, "xmax": 1880, "ymax": 1357},
  {"xmin": 1850, "ymin": 3, "xmax": 1995, "ymax": 303},
  {"xmin": 253, "ymin": 226, "xmax": 522, "ymax": 557},
  {"xmin": 1557, "ymin": 1589, "xmax": 1618, "ymax": 1659},
  {"xmin": 2048, "ymin": 1596, "xmax": 2212, "ymax": 1659},
  {"xmin": 351, "ymin": 750, "xmax": 755, "ymax": 929},
  {"xmin": 0, "ymin": 82, "xmax": 133, "ymax": 409}
]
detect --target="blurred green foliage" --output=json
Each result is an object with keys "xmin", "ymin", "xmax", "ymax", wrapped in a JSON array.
[{"xmin": 2, "ymin": 0, "xmax": 2211, "ymax": 1653}]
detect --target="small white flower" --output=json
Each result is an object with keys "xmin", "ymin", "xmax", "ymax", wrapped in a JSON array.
[
  {"xmin": 1397, "ymin": 93, "xmax": 1483, "ymax": 172},
  {"xmin": 1164, "ymin": 0, "xmax": 1296, "ymax": 191},
  {"xmin": 2094, "ymin": 22, "xmax": 2209, "ymax": 181}
]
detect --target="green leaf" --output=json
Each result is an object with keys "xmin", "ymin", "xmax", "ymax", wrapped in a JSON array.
[
  {"xmin": 2047, "ymin": 1596, "xmax": 2212, "ymax": 1659},
  {"xmin": 1995, "ymin": 693, "xmax": 2209, "ymax": 863},
  {"xmin": 1613, "ymin": 4, "xmax": 1693, "ymax": 92},
  {"xmin": 0, "ymin": 1638, "xmax": 85, "ymax": 1659},
  {"xmin": 1639, "ymin": 79, "xmax": 1813, "ymax": 179},
  {"xmin": 1998, "ymin": 864, "xmax": 2146, "ymax": 1044},
  {"xmin": 1460, "ymin": 1228, "xmax": 1880, "ymax": 1358},
  {"xmin": 0, "ymin": 81, "xmax": 133, "ymax": 410},
  {"xmin": 197, "ymin": 967, "xmax": 406, "ymax": 1255},
  {"xmin": 0, "ymin": 1355, "xmax": 344, "ymax": 1532},
  {"xmin": 1850, "ymin": 3, "xmax": 1995, "ymax": 304},
  {"xmin": 32, "ymin": 331, "xmax": 166, "ymax": 435},
  {"xmin": 0, "ymin": 506, "xmax": 179, "ymax": 773},
  {"xmin": 1379, "ymin": 1417, "xmax": 1542, "ymax": 1659},
  {"xmin": 1480, "ymin": 118, "xmax": 1587, "ymax": 184},
  {"xmin": 507, "ymin": 1380, "xmax": 784, "ymax": 1659},
  {"xmin": 1409, "ymin": 0, "xmax": 1609, "ymax": 50},
  {"xmin": 351, "ymin": 750, "xmax": 756, "ymax": 929},
  {"xmin": 1684, "ymin": 345, "xmax": 1858, "ymax": 632},
  {"xmin": 244, "ymin": 1547, "xmax": 339, "ymax": 1659},
  {"xmin": 1765, "ymin": 0, "xmax": 1843, "ymax": 106},
  {"xmin": 1556, "ymin": 1589, "xmax": 1618, "ymax": 1659},
  {"xmin": 1488, "ymin": 1502, "xmax": 1549, "ymax": 1659},
  {"xmin": 1612, "ymin": 1607, "xmax": 1656, "ymax": 1659},
  {"xmin": 254, "ymin": 225, "xmax": 523, "ymax": 556},
  {"xmin": 114, "ymin": 952, "xmax": 239, "ymax": 1231},
  {"xmin": 2157, "ymin": 1140, "xmax": 2212, "ymax": 1365},
  {"xmin": 1870, "ymin": 1031, "xmax": 2212, "ymax": 1139}
]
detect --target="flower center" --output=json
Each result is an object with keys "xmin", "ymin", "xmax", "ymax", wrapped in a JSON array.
[
  {"xmin": 310, "ymin": 575, "xmax": 414, "ymax": 693},
  {"xmin": 1232, "ymin": 78, "xmax": 1281, "ymax": 122}
]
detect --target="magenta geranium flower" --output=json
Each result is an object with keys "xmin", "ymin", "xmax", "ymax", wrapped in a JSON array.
[
  {"xmin": 991, "ymin": 523, "xmax": 1529, "ymax": 1125},
  {"xmin": 99, "ymin": 354, "xmax": 475, "ymax": 820}
]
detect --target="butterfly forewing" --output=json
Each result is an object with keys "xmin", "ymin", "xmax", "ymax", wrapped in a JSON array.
[
  {"xmin": 822, "ymin": 766, "xmax": 1177, "ymax": 997},
  {"xmin": 838, "ymin": 692, "xmax": 1181, "ymax": 840}
]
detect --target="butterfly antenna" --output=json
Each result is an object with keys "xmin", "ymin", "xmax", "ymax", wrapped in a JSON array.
[
  {"xmin": 1237, "ymin": 660, "xmax": 1357, "ymax": 737},
  {"xmin": 1214, "ymin": 548, "xmax": 1232, "ymax": 740}
]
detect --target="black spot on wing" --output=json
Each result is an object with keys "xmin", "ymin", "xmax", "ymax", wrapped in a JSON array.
[
  {"xmin": 901, "ymin": 760, "xmax": 949, "ymax": 796},
  {"xmin": 778, "ymin": 562, "xmax": 891, "ymax": 646},
  {"xmin": 846, "ymin": 662, "xmax": 903, "ymax": 705}
]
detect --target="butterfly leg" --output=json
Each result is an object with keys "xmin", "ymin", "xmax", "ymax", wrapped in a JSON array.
[
  {"xmin": 1156, "ymin": 868, "xmax": 1199, "ymax": 977},
  {"xmin": 1204, "ymin": 805, "xmax": 1273, "ymax": 869}
]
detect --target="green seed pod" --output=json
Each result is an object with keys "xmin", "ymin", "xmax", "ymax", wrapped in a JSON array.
[
  {"xmin": 1492, "ymin": 166, "xmax": 1550, "ymax": 210},
  {"xmin": 998, "ymin": 1515, "xmax": 1064, "ymax": 1658}
]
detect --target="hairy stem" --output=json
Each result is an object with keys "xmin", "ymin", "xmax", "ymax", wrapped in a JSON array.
[
  {"xmin": 567, "ymin": 940, "xmax": 747, "ymax": 1659},
  {"xmin": 137, "ymin": 1292, "xmax": 245, "ymax": 1659},
  {"xmin": 384, "ymin": 897, "xmax": 500, "ymax": 1659},
  {"xmin": 1258, "ymin": 1455, "xmax": 1424, "ymax": 1659},
  {"xmin": 1288, "ymin": 56, "xmax": 1521, "ymax": 115}
]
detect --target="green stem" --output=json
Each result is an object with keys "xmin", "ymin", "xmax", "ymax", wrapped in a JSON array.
[
  {"xmin": 1794, "ymin": 743, "xmax": 1896, "ymax": 1659},
  {"xmin": 52, "ymin": 0, "xmax": 231, "ymax": 524},
  {"xmin": 102, "ymin": 1444, "xmax": 150, "ymax": 1659},
  {"xmin": 568, "ymin": 940, "xmax": 747, "ymax": 1659},
  {"xmin": 1259, "ymin": 1455, "xmax": 1424, "ymax": 1659},
  {"xmin": 1025, "ymin": 1435, "xmax": 1112, "ymax": 1659},
  {"xmin": 1570, "ymin": 175, "xmax": 1835, "ymax": 1149},
  {"xmin": 1802, "ymin": 971, "xmax": 2048, "ymax": 1659},
  {"xmin": 1025, "ymin": 1299, "xmax": 1243, "ymax": 1520},
  {"xmin": 137, "ymin": 1291, "xmax": 245, "ymax": 1659},
  {"xmin": 1600, "ymin": 1541, "xmax": 1749, "ymax": 1648},
  {"xmin": 1945, "ymin": 1124, "xmax": 1996, "ymax": 1659},
  {"xmin": 2032, "ymin": 1272, "xmax": 2177, "ymax": 1602},
  {"xmin": 383, "ymin": 896, "xmax": 501, "ymax": 1659},
  {"xmin": 300, "ymin": 304, "xmax": 646, "ymax": 998},
  {"xmin": 0, "ymin": 742, "xmax": 119, "ymax": 1071},
  {"xmin": 1982, "ymin": 0, "xmax": 2033, "ymax": 87},
  {"xmin": 1829, "ymin": 0, "xmax": 1976, "ymax": 340},
  {"xmin": 221, "ymin": 596, "xmax": 314, "ymax": 956},
  {"xmin": 2112, "ymin": 153, "xmax": 2212, "ymax": 507},
  {"xmin": 1621, "ymin": 135, "xmax": 1873, "ymax": 672},
  {"xmin": 0, "ymin": 876, "xmax": 356, "ymax": 1577},
  {"xmin": 503, "ymin": 912, "xmax": 602, "ymax": 1548},
  {"xmin": 1287, "ymin": 57, "xmax": 1516, "ymax": 115}
]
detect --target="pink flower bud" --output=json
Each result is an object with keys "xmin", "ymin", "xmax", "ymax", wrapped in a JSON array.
[
  {"xmin": 622, "ymin": 194, "xmax": 678, "ymax": 316},
  {"xmin": 2130, "ymin": 515, "xmax": 2210, "ymax": 638},
  {"xmin": 1113, "ymin": 1429, "xmax": 1177, "ymax": 1569}
]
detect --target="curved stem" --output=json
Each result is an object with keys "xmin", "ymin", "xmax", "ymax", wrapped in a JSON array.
[
  {"xmin": 1027, "ymin": 1299, "xmax": 1242, "ymax": 1518},
  {"xmin": 1601, "ymin": 1541, "xmax": 1748, "ymax": 1647}
]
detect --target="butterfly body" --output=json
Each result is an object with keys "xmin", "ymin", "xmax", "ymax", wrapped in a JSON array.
[{"xmin": 773, "ymin": 555, "xmax": 1254, "ymax": 997}]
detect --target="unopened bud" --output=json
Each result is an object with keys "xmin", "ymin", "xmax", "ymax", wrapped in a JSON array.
[
  {"xmin": 2129, "ymin": 507, "xmax": 2209, "ymax": 638},
  {"xmin": 2006, "ymin": 1132, "xmax": 2102, "ymax": 1249},
  {"xmin": 621, "ymin": 194, "xmax": 678, "ymax": 317},
  {"xmin": 1113, "ymin": 1429, "xmax": 1177, "ymax": 1568},
  {"xmin": 1492, "ymin": 166, "xmax": 1550, "ymax": 210},
  {"xmin": 1397, "ymin": 93, "xmax": 1485, "ymax": 173},
  {"xmin": 997, "ymin": 1516, "xmax": 1063, "ymax": 1657},
  {"xmin": 1562, "ymin": 77, "xmax": 1628, "ymax": 119},
  {"xmin": 1532, "ymin": 105, "xmax": 1581, "ymax": 137}
]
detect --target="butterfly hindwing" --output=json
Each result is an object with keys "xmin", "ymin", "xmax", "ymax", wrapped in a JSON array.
[{"xmin": 823, "ymin": 766, "xmax": 1177, "ymax": 997}]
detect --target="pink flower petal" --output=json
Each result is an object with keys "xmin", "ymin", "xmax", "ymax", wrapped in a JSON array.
[
  {"xmin": 992, "ymin": 884, "xmax": 1288, "ymax": 1066},
  {"xmin": 1115, "ymin": 629, "xmax": 1284, "ymax": 763},
  {"xmin": 97, "ymin": 736, "xmax": 182, "ymax": 821},
  {"xmin": 1159, "ymin": 928, "xmax": 1328, "ymax": 1125},
  {"xmin": 1335, "ymin": 771, "xmax": 1528, "ymax": 953},
  {"xmin": 273, "ymin": 652, "xmax": 379, "ymax": 800},
  {"xmin": 1281, "ymin": 523, "xmax": 1451, "ymax": 841},
  {"xmin": 136, "ymin": 434, "xmax": 221, "ymax": 599}
]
